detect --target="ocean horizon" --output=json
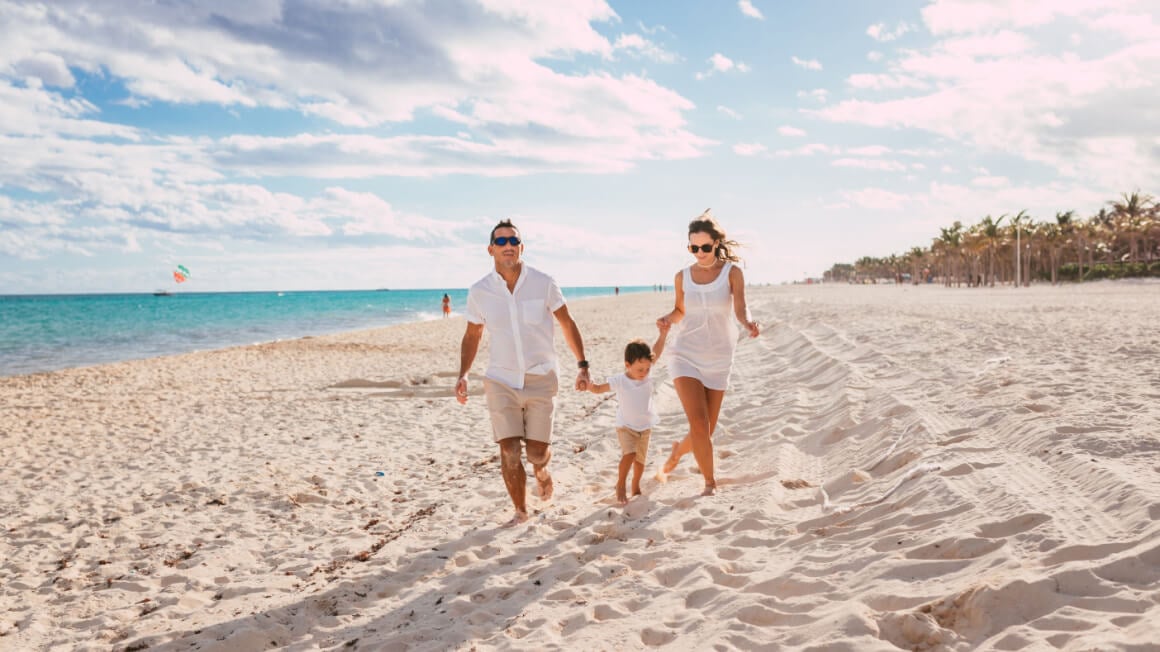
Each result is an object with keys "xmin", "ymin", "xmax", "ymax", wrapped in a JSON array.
[{"xmin": 0, "ymin": 286, "xmax": 654, "ymax": 377}]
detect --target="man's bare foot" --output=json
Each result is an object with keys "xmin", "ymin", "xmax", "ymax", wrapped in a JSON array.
[
  {"xmin": 534, "ymin": 467, "xmax": 554, "ymax": 501},
  {"xmin": 661, "ymin": 442, "xmax": 681, "ymax": 475},
  {"xmin": 615, "ymin": 486, "xmax": 628, "ymax": 505},
  {"xmin": 701, "ymin": 484, "xmax": 717, "ymax": 496},
  {"xmin": 502, "ymin": 511, "xmax": 530, "ymax": 527},
  {"xmin": 631, "ymin": 487, "xmax": 642, "ymax": 498}
]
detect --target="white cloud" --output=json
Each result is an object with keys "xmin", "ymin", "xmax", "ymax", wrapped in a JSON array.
[
  {"xmin": 697, "ymin": 53, "xmax": 751, "ymax": 79},
  {"xmin": 0, "ymin": 0, "xmax": 633, "ymax": 131},
  {"xmin": 778, "ymin": 125, "xmax": 807, "ymax": 137},
  {"xmin": 842, "ymin": 187, "xmax": 912, "ymax": 210},
  {"xmin": 792, "ymin": 56, "xmax": 823, "ymax": 71},
  {"xmin": 847, "ymin": 73, "xmax": 927, "ymax": 90},
  {"xmin": 846, "ymin": 145, "xmax": 893, "ymax": 156},
  {"xmin": 972, "ymin": 175, "xmax": 1010, "ymax": 187},
  {"xmin": 1091, "ymin": 12, "xmax": 1160, "ymax": 41},
  {"xmin": 939, "ymin": 30, "xmax": 1035, "ymax": 58},
  {"xmin": 774, "ymin": 143, "xmax": 834, "ymax": 157},
  {"xmin": 867, "ymin": 51, "xmax": 885, "ymax": 62},
  {"xmin": 867, "ymin": 22, "xmax": 915, "ymax": 42},
  {"xmin": 920, "ymin": 0, "xmax": 1132, "ymax": 35},
  {"xmin": 9, "ymin": 52, "xmax": 76, "ymax": 87},
  {"xmin": 733, "ymin": 143, "xmax": 768, "ymax": 156},
  {"xmin": 811, "ymin": 4, "xmax": 1160, "ymax": 190},
  {"xmin": 797, "ymin": 88, "xmax": 829, "ymax": 103},
  {"xmin": 613, "ymin": 33, "xmax": 679, "ymax": 63},
  {"xmin": 717, "ymin": 105, "xmax": 742, "ymax": 120},
  {"xmin": 832, "ymin": 158, "xmax": 908, "ymax": 171},
  {"xmin": 738, "ymin": 0, "xmax": 764, "ymax": 20}
]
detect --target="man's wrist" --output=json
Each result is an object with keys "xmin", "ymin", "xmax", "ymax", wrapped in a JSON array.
[{"xmin": 577, "ymin": 359, "xmax": 589, "ymax": 369}]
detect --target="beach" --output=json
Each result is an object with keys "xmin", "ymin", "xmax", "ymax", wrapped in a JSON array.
[{"xmin": 2, "ymin": 282, "xmax": 1158, "ymax": 651}]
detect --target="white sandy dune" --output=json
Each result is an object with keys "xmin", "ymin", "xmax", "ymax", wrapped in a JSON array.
[{"xmin": 2, "ymin": 282, "xmax": 1158, "ymax": 651}]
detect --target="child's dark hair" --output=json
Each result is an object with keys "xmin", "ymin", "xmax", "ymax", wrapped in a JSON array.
[{"xmin": 624, "ymin": 339, "xmax": 653, "ymax": 364}]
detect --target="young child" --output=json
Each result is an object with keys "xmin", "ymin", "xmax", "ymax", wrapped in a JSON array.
[{"xmin": 588, "ymin": 322, "xmax": 669, "ymax": 504}]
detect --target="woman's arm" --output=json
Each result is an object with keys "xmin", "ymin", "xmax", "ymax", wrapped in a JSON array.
[
  {"xmin": 729, "ymin": 265, "xmax": 760, "ymax": 338},
  {"xmin": 658, "ymin": 270, "xmax": 685, "ymax": 328}
]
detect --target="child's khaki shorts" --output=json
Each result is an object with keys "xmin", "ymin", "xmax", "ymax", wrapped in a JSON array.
[{"xmin": 616, "ymin": 426, "xmax": 652, "ymax": 463}]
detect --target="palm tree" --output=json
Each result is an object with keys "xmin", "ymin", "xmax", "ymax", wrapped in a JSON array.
[
  {"xmin": 1050, "ymin": 211, "xmax": 1075, "ymax": 283},
  {"xmin": 1045, "ymin": 218, "xmax": 1064, "ymax": 284},
  {"xmin": 1008, "ymin": 210, "xmax": 1030, "ymax": 286},
  {"xmin": 908, "ymin": 246, "xmax": 927, "ymax": 284},
  {"xmin": 978, "ymin": 214, "xmax": 1005, "ymax": 286},
  {"xmin": 938, "ymin": 221, "xmax": 964, "ymax": 286},
  {"xmin": 1109, "ymin": 191, "xmax": 1155, "ymax": 264}
]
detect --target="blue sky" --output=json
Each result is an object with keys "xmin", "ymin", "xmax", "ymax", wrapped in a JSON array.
[{"xmin": 1, "ymin": 0, "xmax": 1158, "ymax": 293}]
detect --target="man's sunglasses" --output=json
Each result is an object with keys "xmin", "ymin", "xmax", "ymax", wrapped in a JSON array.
[
  {"xmin": 688, "ymin": 243, "xmax": 715, "ymax": 253},
  {"xmin": 493, "ymin": 236, "xmax": 521, "ymax": 246}
]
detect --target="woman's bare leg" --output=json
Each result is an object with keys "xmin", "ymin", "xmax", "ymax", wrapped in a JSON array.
[
  {"xmin": 660, "ymin": 384, "xmax": 726, "ymax": 477},
  {"xmin": 672, "ymin": 377, "xmax": 720, "ymax": 493}
]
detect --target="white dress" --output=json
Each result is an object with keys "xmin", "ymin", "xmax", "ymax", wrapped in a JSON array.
[{"xmin": 668, "ymin": 262, "xmax": 739, "ymax": 390}]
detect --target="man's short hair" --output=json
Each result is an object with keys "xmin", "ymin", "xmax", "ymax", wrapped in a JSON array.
[
  {"xmin": 624, "ymin": 339, "xmax": 653, "ymax": 364},
  {"xmin": 490, "ymin": 219, "xmax": 519, "ymax": 243}
]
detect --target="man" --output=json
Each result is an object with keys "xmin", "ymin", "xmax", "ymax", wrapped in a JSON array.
[{"xmin": 456, "ymin": 219, "xmax": 590, "ymax": 526}]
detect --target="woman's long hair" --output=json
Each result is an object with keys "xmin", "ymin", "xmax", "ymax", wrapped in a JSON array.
[{"xmin": 688, "ymin": 209, "xmax": 742, "ymax": 263}]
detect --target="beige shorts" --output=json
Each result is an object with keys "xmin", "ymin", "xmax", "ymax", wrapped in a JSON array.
[
  {"xmin": 616, "ymin": 426, "xmax": 652, "ymax": 464},
  {"xmin": 483, "ymin": 372, "xmax": 559, "ymax": 443}
]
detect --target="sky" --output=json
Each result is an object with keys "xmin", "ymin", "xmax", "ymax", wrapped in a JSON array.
[{"xmin": 1, "ymin": 0, "xmax": 1159, "ymax": 293}]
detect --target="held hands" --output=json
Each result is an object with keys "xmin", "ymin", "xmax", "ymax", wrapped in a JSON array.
[
  {"xmin": 656, "ymin": 316, "xmax": 672, "ymax": 332},
  {"xmin": 455, "ymin": 376, "xmax": 469, "ymax": 404},
  {"xmin": 575, "ymin": 368, "xmax": 590, "ymax": 392}
]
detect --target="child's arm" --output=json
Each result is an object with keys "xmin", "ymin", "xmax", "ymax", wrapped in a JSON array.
[
  {"xmin": 588, "ymin": 380, "xmax": 612, "ymax": 394},
  {"xmin": 652, "ymin": 320, "xmax": 671, "ymax": 360}
]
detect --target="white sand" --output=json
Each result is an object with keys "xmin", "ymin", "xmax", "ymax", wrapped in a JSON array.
[{"xmin": 2, "ymin": 282, "xmax": 1158, "ymax": 650}]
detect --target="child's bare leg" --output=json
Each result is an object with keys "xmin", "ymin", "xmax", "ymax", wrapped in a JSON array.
[
  {"xmin": 631, "ymin": 460, "xmax": 645, "ymax": 497},
  {"xmin": 616, "ymin": 454, "xmax": 635, "ymax": 505}
]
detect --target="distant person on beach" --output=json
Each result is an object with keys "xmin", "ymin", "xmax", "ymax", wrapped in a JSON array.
[
  {"xmin": 455, "ymin": 219, "xmax": 591, "ymax": 526},
  {"xmin": 656, "ymin": 209, "xmax": 760, "ymax": 496},
  {"xmin": 587, "ymin": 324, "xmax": 670, "ymax": 505},
  {"xmin": 442, "ymin": 293, "xmax": 451, "ymax": 318}
]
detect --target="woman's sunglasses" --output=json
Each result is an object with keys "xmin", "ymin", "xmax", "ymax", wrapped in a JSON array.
[
  {"xmin": 688, "ymin": 243, "xmax": 715, "ymax": 254},
  {"xmin": 493, "ymin": 236, "xmax": 521, "ymax": 246}
]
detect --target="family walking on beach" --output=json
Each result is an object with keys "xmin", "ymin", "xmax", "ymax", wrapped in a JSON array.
[{"xmin": 456, "ymin": 211, "xmax": 759, "ymax": 526}]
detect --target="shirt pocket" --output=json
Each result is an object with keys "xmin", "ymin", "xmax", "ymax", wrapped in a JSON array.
[{"xmin": 521, "ymin": 299, "xmax": 546, "ymax": 325}]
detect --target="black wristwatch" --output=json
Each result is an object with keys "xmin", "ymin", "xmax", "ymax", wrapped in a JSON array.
[{"xmin": 577, "ymin": 359, "xmax": 589, "ymax": 369}]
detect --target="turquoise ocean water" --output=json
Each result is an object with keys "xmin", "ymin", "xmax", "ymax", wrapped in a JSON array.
[{"xmin": 0, "ymin": 286, "xmax": 647, "ymax": 377}]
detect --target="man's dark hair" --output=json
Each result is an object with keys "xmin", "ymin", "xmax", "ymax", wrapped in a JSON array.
[
  {"xmin": 624, "ymin": 339, "xmax": 653, "ymax": 364},
  {"xmin": 490, "ymin": 219, "xmax": 519, "ymax": 243}
]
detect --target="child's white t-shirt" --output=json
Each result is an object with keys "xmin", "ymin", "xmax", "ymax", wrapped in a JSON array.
[{"xmin": 608, "ymin": 373, "xmax": 658, "ymax": 431}]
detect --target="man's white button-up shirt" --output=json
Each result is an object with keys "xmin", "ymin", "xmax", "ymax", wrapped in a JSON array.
[{"xmin": 465, "ymin": 264, "xmax": 566, "ymax": 390}]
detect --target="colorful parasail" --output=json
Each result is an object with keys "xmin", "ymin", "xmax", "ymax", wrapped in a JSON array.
[{"xmin": 173, "ymin": 264, "xmax": 191, "ymax": 283}]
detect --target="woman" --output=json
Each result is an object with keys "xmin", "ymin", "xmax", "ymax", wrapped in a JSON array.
[
  {"xmin": 442, "ymin": 293, "xmax": 451, "ymax": 318},
  {"xmin": 657, "ymin": 210, "xmax": 760, "ymax": 495}
]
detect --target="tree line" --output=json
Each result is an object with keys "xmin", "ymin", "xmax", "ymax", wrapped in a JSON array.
[{"xmin": 824, "ymin": 191, "xmax": 1160, "ymax": 286}]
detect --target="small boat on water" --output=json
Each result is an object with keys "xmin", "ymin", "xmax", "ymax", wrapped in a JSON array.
[{"xmin": 152, "ymin": 290, "xmax": 172, "ymax": 296}]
